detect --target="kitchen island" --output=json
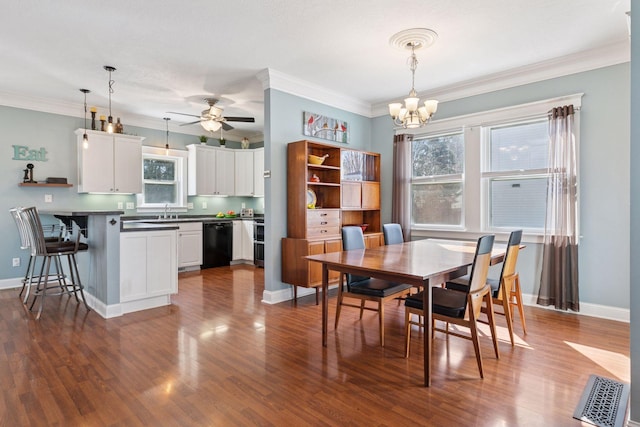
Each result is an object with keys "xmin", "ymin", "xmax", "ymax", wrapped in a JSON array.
[{"xmin": 41, "ymin": 210, "xmax": 179, "ymax": 318}]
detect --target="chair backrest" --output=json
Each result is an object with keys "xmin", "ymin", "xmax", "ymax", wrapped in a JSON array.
[
  {"xmin": 341, "ymin": 226, "xmax": 369, "ymax": 285},
  {"xmin": 467, "ymin": 235, "xmax": 495, "ymax": 293},
  {"xmin": 19, "ymin": 207, "xmax": 48, "ymax": 257},
  {"xmin": 500, "ymin": 230, "xmax": 522, "ymax": 280},
  {"xmin": 10, "ymin": 207, "xmax": 30, "ymax": 250},
  {"xmin": 383, "ymin": 223, "xmax": 404, "ymax": 245}
]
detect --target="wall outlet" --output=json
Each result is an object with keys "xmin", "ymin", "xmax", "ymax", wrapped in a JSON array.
[
  {"xmin": 202, "ymin": 202, "xmax": 207, "ymax": 209},
  {"xmin": 44, "ymin": 194, "xmax": 53, "ymax": 203},
  {"xmin": 12, "ymin": 258, "xmax": 20, "ymax": 267},
  {"xmin": 242, "ymin": 203, "xmax": 246, "ymax": 209},
  {"xmin": 126, "ymin": 202, "xmax": 134, "ymax": 209},
  {"xmin": 187, "ymin": 202, "xmax": 194, "ymax": 209},
  {"xmin": 117, "ymin": 202, "xmax": 124, "ymax": 209}
]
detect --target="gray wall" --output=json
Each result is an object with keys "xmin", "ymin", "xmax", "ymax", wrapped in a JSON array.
[
  {"xmin": 263, "ymin": 89, "xmax": 371, "ymax": 293},
  {"xmin": 0, "ymin": 106, "xmax": 263, "ymax": 281},
  {"xmin": 371, "ymin": 63, "xmax": 630, "ymax": 310}
]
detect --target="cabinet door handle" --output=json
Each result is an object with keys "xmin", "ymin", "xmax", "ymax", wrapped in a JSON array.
[
  {"xmin": 320, "ymin": 213, "xmax": 327, "ymax": 217},
  {"xmin": 321, "ymin": 229, "xmax": 327, "ymax": 233},
  {"xmin": 320, "ymin": 221, "xmax": 327, "ymax": 225}
]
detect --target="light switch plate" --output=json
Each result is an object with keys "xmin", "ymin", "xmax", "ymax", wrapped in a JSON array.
[
  {"xmin": 202, "ymin": 202, "xmax": 207, "ymax": 209},
  {"xmin": 117, "ymin": 202, "xmax": 124, "ymax": 209},
  {"xmin": 187, "ymin": 203, "xmax": 194, "ymax": 209},
  {"xmin": 44, "ymin": 194, "xmax": 53, "ymax": 203},
  {"xmin": 126, "ymin": 202, "xmax": 134, "ymax": 209}
]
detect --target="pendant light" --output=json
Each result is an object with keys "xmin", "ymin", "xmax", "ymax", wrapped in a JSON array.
[
  {"xmin": 164, "ymin": 117, "xmax": 171, "ymax": 155},
  {"xmin": 79, "ymin": 88, "xmax": 90, "ymax": 148},
  {"xmin": 104, "ymin": 65, "xmax": 116, "ymax": 133}
]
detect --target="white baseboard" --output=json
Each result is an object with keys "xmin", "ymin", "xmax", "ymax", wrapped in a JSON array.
[
  {"xmin": 0, "ymin": 277, "xmax": 22, "ymax": 290},
  {"xmin": 262, "ymin": 284, "xmax": 338, "ymax": 304},
  {"xmin": 521, "ymin": 293, "xmax": 629, "ymax": 323},
  {"xmin": 627, "ymin": 419, "xmax": 639, "ymax": 427}
]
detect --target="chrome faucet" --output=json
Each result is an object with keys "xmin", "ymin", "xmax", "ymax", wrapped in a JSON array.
[{"xmin": 163, "ymin": 203, "xmax": 169, "ymax": 219}]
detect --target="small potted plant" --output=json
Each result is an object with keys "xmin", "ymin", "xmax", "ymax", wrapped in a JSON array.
[
  {"xmin": 219, "ymin": 137, "xmax": 226, "ymax": 147},
  {"xmin": 199, "ymin": 135, "xmax": 208, "ymax": 145}
]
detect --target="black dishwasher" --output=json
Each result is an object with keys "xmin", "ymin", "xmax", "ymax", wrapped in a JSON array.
[{"xmin": 202, "ymin": 221, "xmax": 233, "ymax": 268}]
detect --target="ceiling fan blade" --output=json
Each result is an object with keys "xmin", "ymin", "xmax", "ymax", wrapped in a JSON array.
[
  {"xmin": 167, "ymin": 111, "xmax": 201, "ymax": 118},
  {"xmin": 221, "ymin": 122, "xmax": 234, "ymax": 131},
  {"xmin": 179, "ymin": 120, "xmax": 201, "ymax": 126},
  {"xmin": 223, "ymin": 116, "xmax": 255, "ymax": 123}
]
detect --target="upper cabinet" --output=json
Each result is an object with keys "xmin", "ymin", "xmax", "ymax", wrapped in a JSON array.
[
  {"xmin": 235, "ymin": 150, "xmax": 255, "ymax": 196},
  {"xmin": 76, "ymin": 129, "xmax": 144, "ymax": 194},
  {"xmin": 187, "ymin": 144, "xmax": 235, "ymax": 196},
  {"xmin": 253, "ymin": 148, "xmax": 264, "ymax": 197}
]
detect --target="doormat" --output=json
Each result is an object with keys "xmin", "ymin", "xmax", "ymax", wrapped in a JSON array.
[{"xmin": 573, "ymin": 375, "xmax": 629, "ymax": 427}]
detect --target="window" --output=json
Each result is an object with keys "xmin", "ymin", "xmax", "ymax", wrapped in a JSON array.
[
  {"xmin": 403, "ymin": 94, "xmax": 582, "ymax": 237},
  {"xmin": 483, "ymin": 120, "xmax": 549, "ymax": 231},
  {"xmin": 411, "ymin": 132, "xmax": 464, "ymax": 227},
  {"xmin": 136, "ymin": 147, "xmax": 188, "ymax": 210}
]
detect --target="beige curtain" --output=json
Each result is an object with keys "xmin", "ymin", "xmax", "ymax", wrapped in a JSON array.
[
  {"xmin": 392, "ymin": 134, "xmax": 412, "ymax": 241},
  {"xmin": 537, "ymin": 105, "xmax": 579, "ymax": 311}
]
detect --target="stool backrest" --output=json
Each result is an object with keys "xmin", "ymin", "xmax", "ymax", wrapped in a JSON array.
[
  {"xmin": 19, "ymin": 207, "xmax": 48, "ymax": 256},
  {"xmin": 10, "ymin": 207, "xmax": 30, "ymax": 250}
]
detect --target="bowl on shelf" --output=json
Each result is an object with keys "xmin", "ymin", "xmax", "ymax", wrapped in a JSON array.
[{"xmin": 308, "ymin": 154, "xmax": 329, "ymax": 165}]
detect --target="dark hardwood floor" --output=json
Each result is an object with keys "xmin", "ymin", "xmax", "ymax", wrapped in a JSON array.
[{"xmin": 0, "ymin": 265, "xmax": 629, "ymax": 426}]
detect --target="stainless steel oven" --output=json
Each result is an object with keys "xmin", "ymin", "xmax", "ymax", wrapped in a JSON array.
[{"xmin": 253, "ymin": 218, "xmax": 264, "ymax": 267}]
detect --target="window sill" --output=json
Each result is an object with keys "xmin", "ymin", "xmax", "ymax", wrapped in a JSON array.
[{"xmin": 411, "ymin": 228, "xmax": 544, "ymax": 244}]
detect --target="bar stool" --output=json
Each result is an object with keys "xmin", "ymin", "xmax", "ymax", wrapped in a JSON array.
[
  {"xmin": 10, "ymin": 207, "xmax": 66, "ymax": 303},
  {"xmin": 19, "ymin": 207, "xmax": 90, "ymax": 319}
]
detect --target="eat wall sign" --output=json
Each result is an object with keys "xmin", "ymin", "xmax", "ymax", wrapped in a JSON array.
[{"xmin": 12, "ymin": 145, "xmax": 48, "ymax": 162}]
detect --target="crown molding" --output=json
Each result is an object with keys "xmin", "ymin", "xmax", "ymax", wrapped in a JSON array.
[
  {"xmin": 0, "ymin": 90, "xmax": 262, "ymax": 141},
  {"xmin": 372, "ymin": 40, "xmax": 630, "ymax": 117},
  {"xmin": 257, "ymin": 68, "xmax": 372, "ymax": 117}
]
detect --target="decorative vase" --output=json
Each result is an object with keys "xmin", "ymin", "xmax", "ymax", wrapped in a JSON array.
[
  {"xmin": 115, "ymin": 117, "xmax": 123, "ymax": 133},
  {"xmin": 90, "ymin": 111, "xmax": 97, "ymax": 130},
  {"xmin": 241, "ymin": 138, "xmax": 250, "ymax": 149}
]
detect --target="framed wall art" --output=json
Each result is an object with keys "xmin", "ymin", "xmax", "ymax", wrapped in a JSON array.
[{"xmin": 303, "ymin": 111, "xmax": 349, "ymax": 143}]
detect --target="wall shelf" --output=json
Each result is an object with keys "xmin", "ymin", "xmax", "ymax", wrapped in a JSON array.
[{"xmin": 19, "ymin": 183, "xmax": 73, "ymax": 188}]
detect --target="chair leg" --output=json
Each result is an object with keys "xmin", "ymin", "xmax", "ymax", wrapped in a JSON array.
[
  {"xmin": 35, "ymin": 256, "xmax": 53, "ymax": 320},
  {"xmin": 315, "ymin": 287, "xmax": 319, "ymax": 305},
  {"xmin": 69, "ymin": 253, "xmax": 90, "ymax": 311},
  {"xmin": 359, "ymin": 300, "xmax": 365, "ymax": 319},
  {"xmin": 379, "ymin": 301, "xmax": 385, "ymax": 347},
  {"xmin": 501, "ymin": 280, "xmax": 515, "ymax": 346},
  {"xmin": 513, "ymin": 275, "xmax": 527, "ymax": 334},
  {"xmin": 404, "ymin": 309, "xmax": 411, "ymax": 358},
  {"xmin": 335, "ymin": 274, "xmax": 344, "ymax": 329},
  {"xmin": 468, "ymin": 306, "xmax": 484, "ymax": 378},
  {"xmin": 485, "ymin": 294, "xmax": 500, "ymax": 359},
  {"xmin": 18, "ymin": 255, "xmax": 34, "ymax": 299}
]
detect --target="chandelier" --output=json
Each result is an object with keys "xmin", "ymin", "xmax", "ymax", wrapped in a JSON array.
[{"xmin": 388, "ymin": 29, "xmax": 439, "ymax": 129}]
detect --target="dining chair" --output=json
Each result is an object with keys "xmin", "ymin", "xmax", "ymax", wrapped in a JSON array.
[
  {"xmin": 335, "ymin": 226, "xmax": 412, "ymax": 346},
  {"xmin": 404, "ymin": 234, "xmax": 499, "ymax": 378},
  {"xmin": 19, "ymin": 206, "xmax": 90, "ymax": 319},
  {"xmin": 447, "ymin": 230, "xmax": 526, "ymax": 345},
  {"xmin": 383, "ymin": 223, "xmax": 404, "ymax": 245}
]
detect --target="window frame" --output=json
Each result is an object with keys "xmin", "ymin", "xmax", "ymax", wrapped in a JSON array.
[
  {"xmin": 398, "ymin": 93, "xmax": 582, "ymax": 241},
  {"xmin": 136, "ymin": 146, "xmax": 188, "ymax": 213}
]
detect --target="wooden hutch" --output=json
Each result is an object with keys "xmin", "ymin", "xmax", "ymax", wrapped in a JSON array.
[{"xmin": 281, "ymin": 140, "xmax": 382, "ymax": 301}]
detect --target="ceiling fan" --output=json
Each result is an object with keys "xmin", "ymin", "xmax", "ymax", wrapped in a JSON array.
[{"xmin": 168, "ymin": 98, "xmax": 255, "ymax": 132}]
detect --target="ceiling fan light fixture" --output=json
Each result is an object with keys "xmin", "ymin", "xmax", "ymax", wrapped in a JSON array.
[{"xmin": 201, "ymin": 120, "xmax": 222, "ymax": 132}]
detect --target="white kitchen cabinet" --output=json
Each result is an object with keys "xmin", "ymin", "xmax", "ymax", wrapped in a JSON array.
[
  {"xmin": 76, "ymin": 129, "xmax": 144, "ymax": 193},
  {"xmin": 187, "ymin": 144, "xmax": 235, "ymax": 196},
  {"xmin": 232, "ymin": 219, "xmax": 254, "ymax": 262},
  {"xmin": 120, "ymin": 229, "xmax": 177, "ymax": 313},
  {"xmin": 253, "ymin": 148, "xmax": 264, "ymax": 197},
  {"xmin": 234, "ymin": 150, "xmax": 254, "ymax": 196},
  {"xmin": 176, "ymin": 222, "xmax": 203, "ymax": 269}
]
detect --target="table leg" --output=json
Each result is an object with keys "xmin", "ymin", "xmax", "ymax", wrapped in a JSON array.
[
  {"xmin": 423, "ymin": 278, "xmax": 432, "ymax": 387},
  {"xmin": 322, "ymin": 264, "xmax": 329, "ymax": 347}
]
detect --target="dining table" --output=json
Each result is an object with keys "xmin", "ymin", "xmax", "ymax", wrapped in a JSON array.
[{"xmin": 306, "ymin": 238, "xmax": 511, "ymax": 387}]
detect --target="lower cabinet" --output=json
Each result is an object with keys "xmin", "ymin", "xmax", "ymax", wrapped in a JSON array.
[
  {"xmin": 364, "ymin": 233, "xmax": 383, "ymax": 248},
  {"xmin": 232, "ymin": 220, "xmax": 254, "ymax": 263},
  {"xmin": 120, "ymin": 229, "xmax": 177, "ymax": 312},
  {"xmin": 176, "ymin": 222, "xmax": 203, "ymax": 269},
  {"xmin": 281, "ymin": 237, "xmax": 342, "ymax": 288}
]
